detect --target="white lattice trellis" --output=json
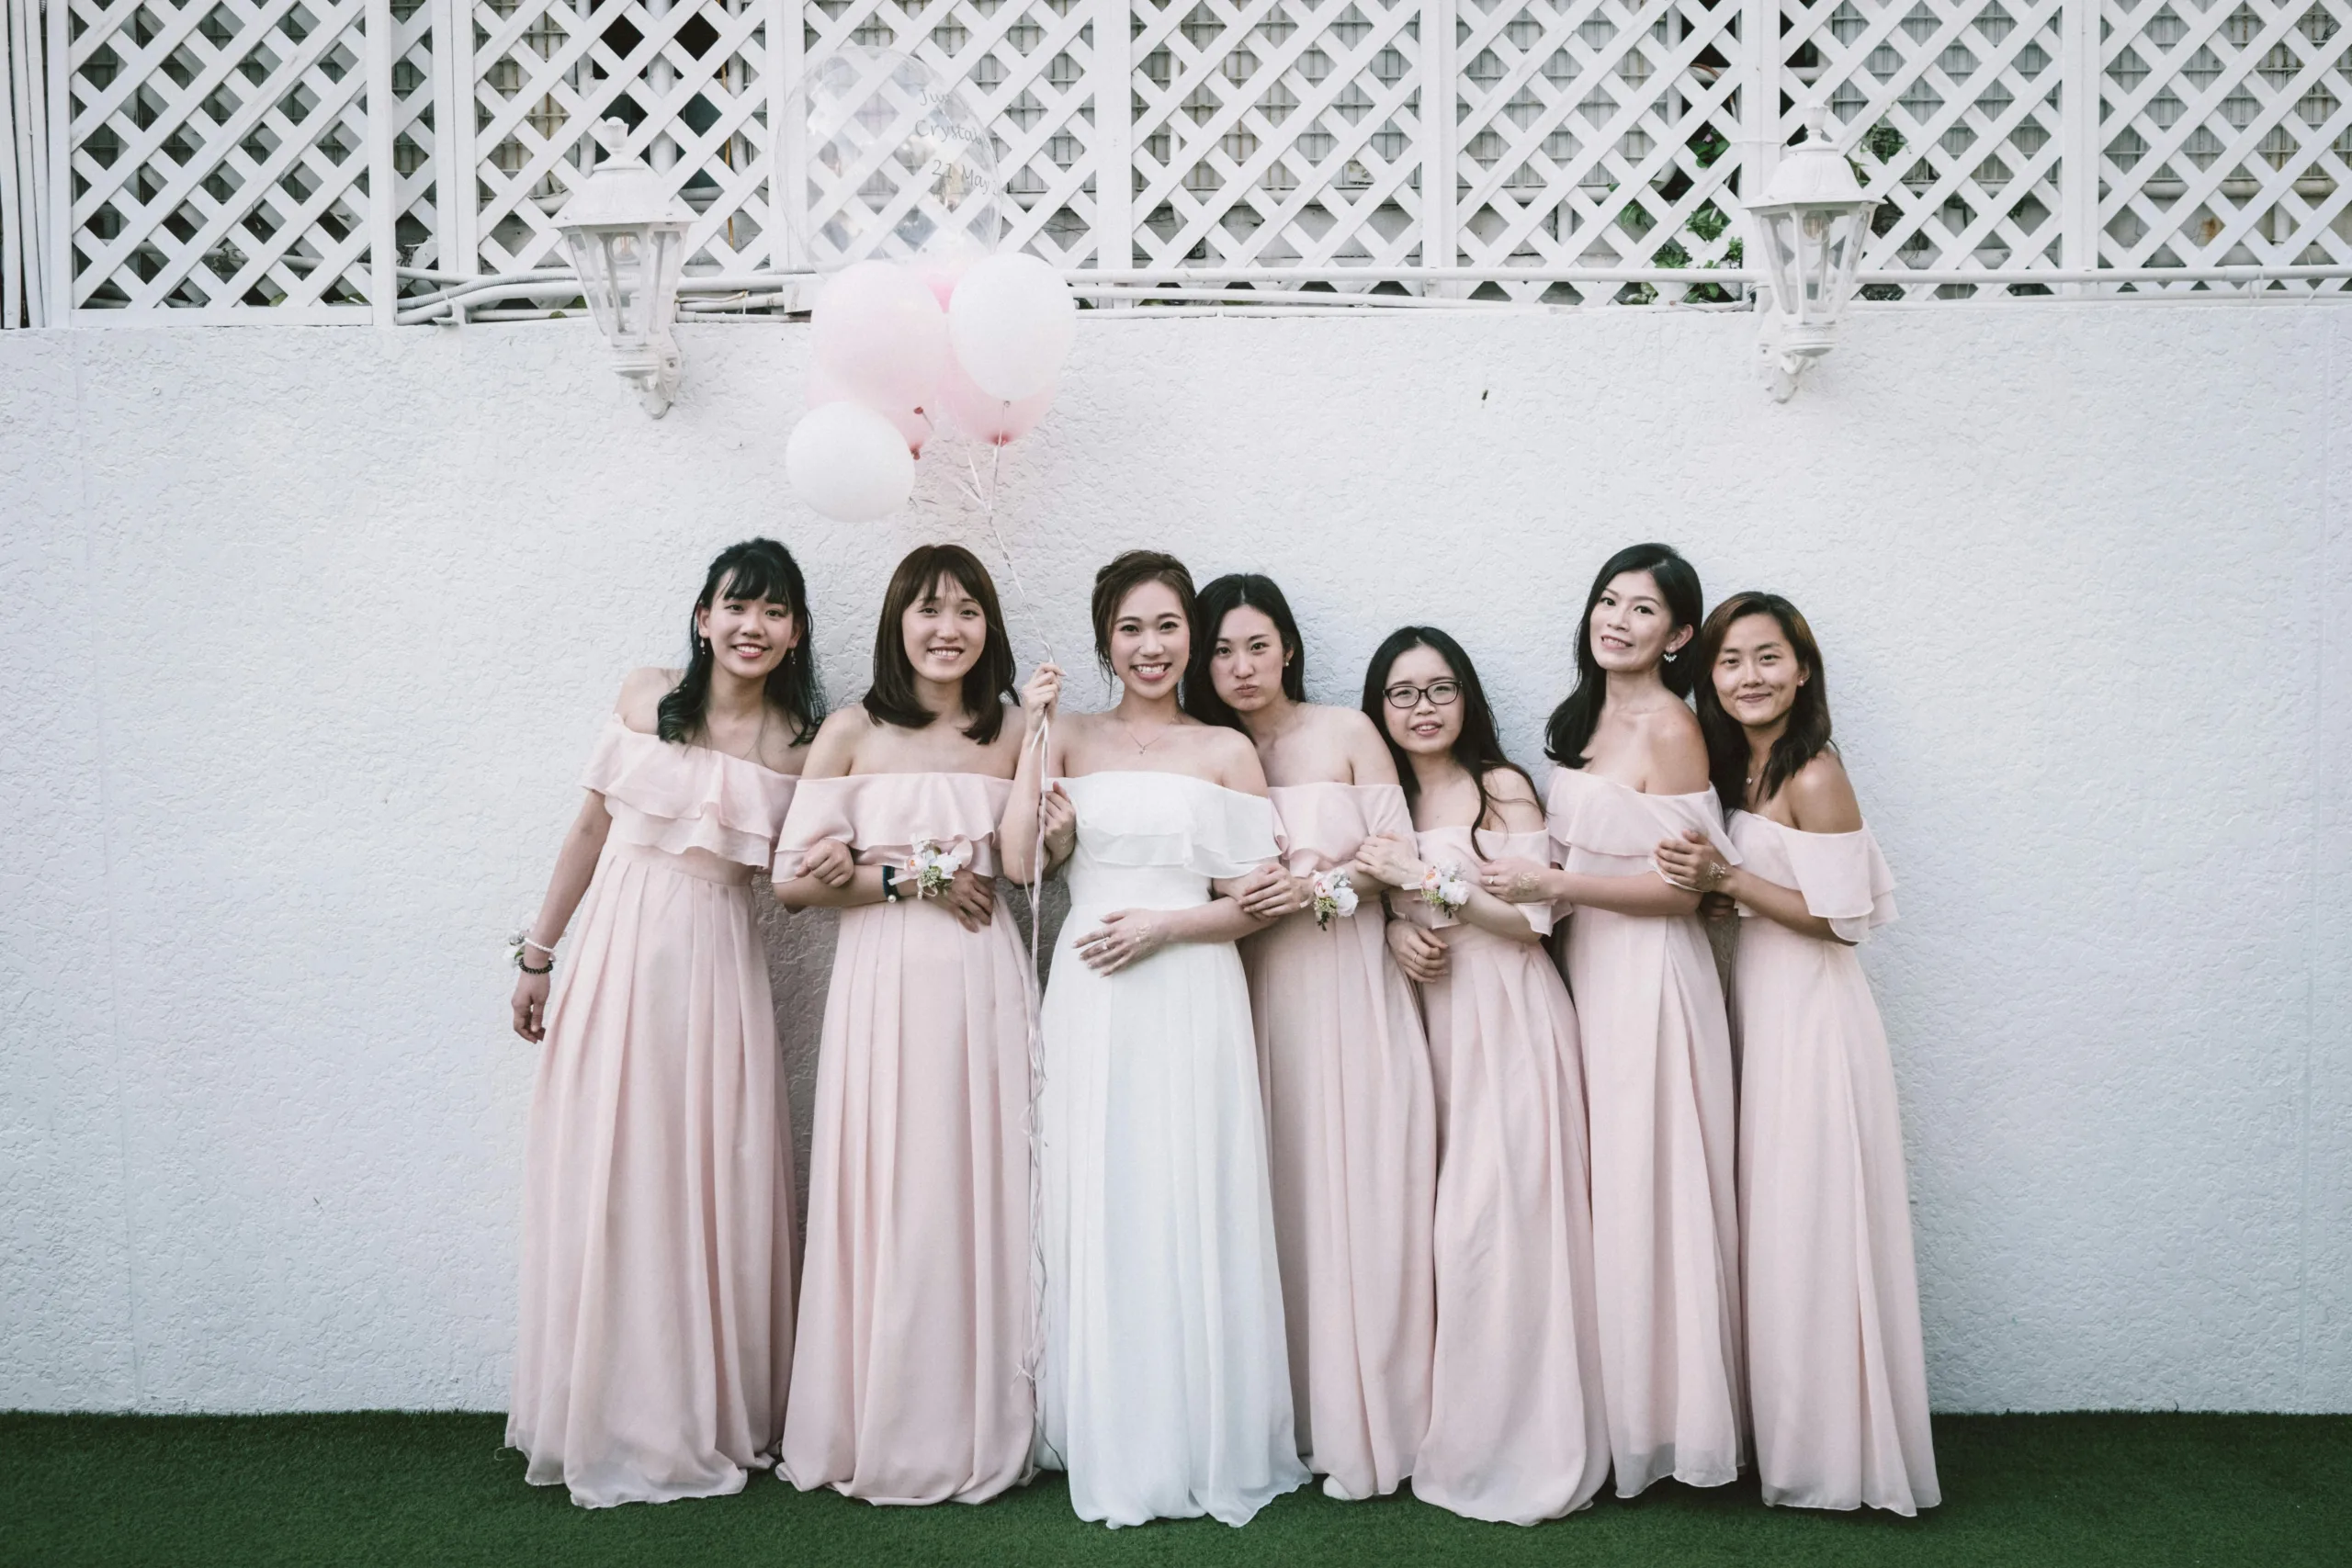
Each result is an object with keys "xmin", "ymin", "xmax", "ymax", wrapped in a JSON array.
[
  {"xmin": 1453, "ymin": 0, "xmax": 1747, "ymax": 301},
  {"xmin": 1127, "ymin": 0, "xmax": 1428, "ymax": 278},
  {"xmin": 2099, "ymin": 0, "xmax": 2352, "ymax": 283},
  {"xmin": 1792, "ymin": 0, "xmax": 2069, "ymax": 294},
  {"xmin": 13, "ymin": 0, "xmax": 2352, "ymax": 322},
  {"xmin": 66, "ymin": 0, "xmax": 382, "ymax": 312}
]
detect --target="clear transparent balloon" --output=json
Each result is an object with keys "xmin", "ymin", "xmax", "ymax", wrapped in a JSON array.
[{"xmin": 783, "ymin": 48, "xmax": 1002, "ymax": 270}]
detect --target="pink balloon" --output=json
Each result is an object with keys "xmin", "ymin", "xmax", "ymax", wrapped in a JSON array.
[
  {"xmin": 914, "ymin": 233, "xmax": 986, "ymax": 310},
  {"xmin": 808, "ymin": 362, "xmax": 931, "ymax": 457},
  {"xmin": 931, "ymin": 349, "xmax": 1055, "ymax": 447},
  {"xmin": 810, "ymin": 261, "xmax": 948, "ymax": 416}
]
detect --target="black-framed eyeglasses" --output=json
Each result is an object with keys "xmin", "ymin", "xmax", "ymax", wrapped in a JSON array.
[{"xmin": 1384, "ymin": 680, "xmax": 1462, "ymax": 709}]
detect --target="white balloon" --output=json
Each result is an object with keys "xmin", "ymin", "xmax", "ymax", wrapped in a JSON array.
[
  {"xmin": 786, "ymin": 400, "xmax": 914, "ymax": 524},
  {"xmin": 948, "ymin": 252, "xmax": 1077, "ymax": 401}
]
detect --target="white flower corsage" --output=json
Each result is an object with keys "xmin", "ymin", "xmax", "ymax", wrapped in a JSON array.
[
  {"xmin": 1418, "ymin": 862, "xmax": 1472, "ymax": 920},
  {"xmin": 908, "ymin": 839, "xmax": 969, "ymax": 899},
  {"xmin": 1309, "ymin": 868, "xmax": 1359, "ymax": 930}
]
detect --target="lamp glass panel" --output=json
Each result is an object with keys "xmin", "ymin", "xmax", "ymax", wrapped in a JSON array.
[{"xmin": 565, "ymin": 228, "xmax": 622, "ymax": 341}]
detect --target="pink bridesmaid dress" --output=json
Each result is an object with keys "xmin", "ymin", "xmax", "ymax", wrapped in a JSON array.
[
  {"xmin": 1242, "ymin": 783, "xmax": 1436, "ymax": 1501},
  {"xmin": 1406, "ymin": 823, "xmax": 1610, "ymax": 1523},
  {"xmin": 774, "ymin": 772, "xmax": 1034, "ymax": 1504},
  {"xmin": 1730, "ymin": 811, "xmax": 1939, "ymax": 1514},
  {"xmin": 508, "ymin": 717, "xmax": 800, "ymax": 1508},
  {"xmin": 1545, "ymin": 768, "xmax": 1743, "ymax": 1496}
]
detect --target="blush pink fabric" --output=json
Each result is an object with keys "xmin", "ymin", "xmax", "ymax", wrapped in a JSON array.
[
  {"xmin": 771, "ymin": 772, "xmax": 1035, "ymax": 1505},
  {"xmin": 1403, "ymin": 825, "xmax": 1610, "ymax": 1523},
  {"xmin": 1544, "ymin": 768, "xmax": 1744, "ymax": 1497},
  {"xmin": 1242, "ymin": 783, "xmax": 1436, "ymax": 1501},
  {"xmin": 1730, "ymin": 812, "xmax": 1939, "ymax": 1515},
  {"xmin": 507, "ymin": 719, "xmax": 799, "ymax": 1508}
]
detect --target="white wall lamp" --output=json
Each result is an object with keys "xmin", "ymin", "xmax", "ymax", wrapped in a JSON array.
[
  {"xmin": 555, "ymin": 119, "xmax": 695, "ymax": 418},
  {"xmin": 1746, "ymin": 100, "xmax": 1880, "ymax": 402}
]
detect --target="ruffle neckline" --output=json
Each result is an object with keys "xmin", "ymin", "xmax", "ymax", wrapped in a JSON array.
[
  {"xmin": 1063, "ymin": 770, "xmax": 1281, "ymax": 878},
  {"xmin": 1544, "ymin": 766, "xmax": 1739, "ymax": 870},
  {"xmin": 1730, "ymin": 812, "xmax": 1898, "ymax": 942},
  {"xmin": 774, "ymin": 771, "xmax": 1013, "ymax": 880},
  {"xmin": 582, "ymin": 716, "xmax": 797, "ymax": 869}
]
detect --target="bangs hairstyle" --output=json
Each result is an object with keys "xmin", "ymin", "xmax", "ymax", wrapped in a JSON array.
[
  {"xmin": 862, "ymin": 544, "xmax": 1017, "ymax": 744},
  {"xmin": 1544, "ymin": 541, "xmax": 1705, "ymax": 768},
  {"xmin": 1185, "ymin": 573, "xmax": 1307, "ymax": 731},
  {"xmin": 1091, "ymin": 550, "xmax": 1197, "ymax": 680},
  {"xmin": 1360, "ymin": 626, "xmax": 1533, "ymax": 832},
  {"xmin": 1694, "ymin": 591, "xmax": 1835, "ymax": 817},
  {"xmin": 657, "ymin": 537, "xmax": 824, "ymax": 746}
]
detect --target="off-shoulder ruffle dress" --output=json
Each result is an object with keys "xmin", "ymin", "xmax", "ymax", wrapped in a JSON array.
[
  {"xmin": 1036, "ymin": 771, "xmax": 1310, "ymax": 1527},
  {"xmin": 774, "ymin": 772, "xmax": 1035, "ymax": 1505},
  {"xmin": 1406, "ymin": 823, "xmax": 1610, "ymax": 1523},
  {"xmin": 1545, "ymin": 768, "xmax": 1744, "ymax": 1495},
  {"xmin": 1242, "ymin": 783, "xmax": 1436, "ymax": 1501},
  {"xmin": 1731, "ymin": 812, "xmax": 1939, "ymax": 1515},
  {"xmin": 507, "ymin": 718, "xmax": 799, "ymax": 1508}
]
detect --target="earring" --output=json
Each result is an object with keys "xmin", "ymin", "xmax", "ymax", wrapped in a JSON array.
[{"xmin": 1662, "ymin": 648, "xmax": 1678, "ymax": 662}]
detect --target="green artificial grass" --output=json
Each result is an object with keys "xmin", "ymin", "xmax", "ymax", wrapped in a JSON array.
[{"xmin": 2, "ymin": 1412, "xmax": 2344, "ymax": 1567}]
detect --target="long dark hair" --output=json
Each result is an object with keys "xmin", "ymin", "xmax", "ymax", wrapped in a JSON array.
[
  {"xmin": 1361, "ymin": 626, "xmax": 1533, "ymax": 831},
  {"xmin": 1544, "ymin": 542, "xmax": 1705, "ymax": 768},
  {"xmin": 1184, "ymin": 573, "xmax": 1307, "ymax": 731},
  {"xmin": 1694, "ymin": 591, "xmax": 1835, "ymax": 816},
  {"xmin": 1091, "ymin": 549, "xmax": 1197, "ymax": 681},
  {"xmin": 861, "ymin": 544, "xmax": 1016, "ymax": 743},
  {"xmin": 656, "ymin": 538, "xmax": 823, "ymax": 746}
]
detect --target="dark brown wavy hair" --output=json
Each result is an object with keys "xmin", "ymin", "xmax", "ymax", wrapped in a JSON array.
[
  {"xmin": 861, "ymin": 544, "xmax": 1017, "ymax": 744},
  {"xmin": 1693, "ymin": 591, "xmax": 1835, "ymax": 817}
]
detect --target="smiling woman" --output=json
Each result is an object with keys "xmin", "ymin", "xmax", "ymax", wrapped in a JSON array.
[
  {"xmin": 1002, "ymin": 550, "xmax": 1309, "ymax": 1528},
  {"xmin": 769, "ymin": 545, "xmax": 1036, "ymax": 1506},
  {"xmin": 503, "ymin": 538, "xmax": 821, "ymax": 1508}
]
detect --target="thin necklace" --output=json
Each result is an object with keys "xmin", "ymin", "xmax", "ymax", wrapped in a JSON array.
[{"xmin": 1118, "ymin": 716, "xmax": 1172, "ymax": 752}]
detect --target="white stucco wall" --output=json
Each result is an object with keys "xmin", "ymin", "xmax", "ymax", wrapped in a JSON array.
[{"xmin": 1, "ymin": 300, "xmax": 2346, "ymax": 1415}]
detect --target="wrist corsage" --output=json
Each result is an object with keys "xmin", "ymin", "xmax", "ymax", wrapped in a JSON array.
[
  {"xmin": 1309, "ymin": 868, "xmax": 1359, "ymax": 931},
  {"xmin": 908, "ymin": 839, "xmax": 970, "ymax": 900},
  {"xmin": 1418, "ymin": 863, "xmax": 1472, "ymax": 920}
]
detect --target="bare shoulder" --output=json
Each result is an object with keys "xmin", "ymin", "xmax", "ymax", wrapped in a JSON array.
[
  {"xmin": 1317, "ymin": 705, "xmax": 1400, "ymax": 784},
  {"xmin": 799, "ymin": 706, "xmax": 874, "ymax": 779},
  {"xmin": 1198, "ymin": 722, "xmax": 1269, "ymax": 792},
  {"xmin": 614, "ymin": 667, "xmax": 677, "ymax": 735},
  {"xmin": 1641, "ymin": 703, "xmax": 1711, "ymax": 794},
  {"xmin": 1783, "ymin": 750, "xmax": 1863, "ymax": 834},
  {"xmin": 1481, "ymin": 767, "xmax": 1546, "ymax": 833},
  {"xmin": 977, "ymin": 704, "xmax": 1029, "ymax": 772}
]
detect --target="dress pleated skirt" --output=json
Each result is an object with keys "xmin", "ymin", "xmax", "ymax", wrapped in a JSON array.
[
  {"xmin": 1412, "ymin": 923, "xmax": 1610, "ymax": 1523},
  {"xmin": 1563, "ymin": 906, "xmax": 1744, "ymax": 1496},
  {"xmin": 780, "ymin": 896, "xmax": 1035, "ymax": 1504},
  {"xmin": 507, "ymin": 840, "xmax": 797, "ymax": 1508},
  {"xmin": 1736, "ymin": 918, "xmax": 1939, "ymax": 1515},
  {"xmin": 1243, "ymin": 908, "xmax": 1436, "ymax": 1501}
]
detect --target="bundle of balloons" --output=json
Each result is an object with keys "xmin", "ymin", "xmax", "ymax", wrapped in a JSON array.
[{"xmin": 785, "ymin": 248, "xmax": 1077, "ymax": 523}]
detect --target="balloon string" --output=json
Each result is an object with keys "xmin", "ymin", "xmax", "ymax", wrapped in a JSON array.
[
  {"xmin": 954, "ymin": 430, "xmax": 1060, "ymax": 1474},
  {"xmin": 1015, "ymin": 710, "xmax": 1063, "ymax": 1476}
]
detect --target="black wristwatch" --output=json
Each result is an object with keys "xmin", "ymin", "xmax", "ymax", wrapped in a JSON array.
[{"xmin": 880, "ymin": 864, "xmax": 900, "ymax": 904}]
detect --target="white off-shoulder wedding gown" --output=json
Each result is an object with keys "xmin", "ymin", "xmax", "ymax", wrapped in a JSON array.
[{"xmin": 1035, "ymin": 769, "xmax": 1310, "ymax": 1527}]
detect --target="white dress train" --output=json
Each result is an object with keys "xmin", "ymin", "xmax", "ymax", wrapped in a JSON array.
[{"xmin": 1036, "ymin": 769, "xmax": 1311, "ymax": 1527}]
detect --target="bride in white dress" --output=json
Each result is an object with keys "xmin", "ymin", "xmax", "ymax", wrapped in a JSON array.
[{"xmin": 1001, "ymin": 550, "xmax": 1309, "ymax": 1528}]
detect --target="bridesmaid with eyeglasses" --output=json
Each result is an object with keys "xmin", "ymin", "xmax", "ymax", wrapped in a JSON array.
[
  {"xmin": 1351, "ymin": 627, "xmax": 1609, "ymax": 1524},
  {"xmin": 1655, "ymin": 592, "xmax": 1939, "ymax": 1515}
]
